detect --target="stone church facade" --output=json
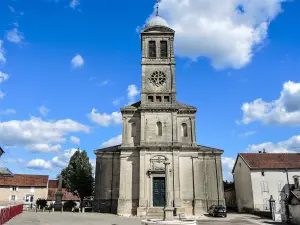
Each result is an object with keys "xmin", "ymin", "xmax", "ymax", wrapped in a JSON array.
[{"xmin": 94, "ymin": 15, "xmax": 225, "ymax": 218}]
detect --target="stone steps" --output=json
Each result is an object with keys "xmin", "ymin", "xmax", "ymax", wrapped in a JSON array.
[{"xmin": 146, "ymin": 207, "xmax": 164, "ymax": 219}]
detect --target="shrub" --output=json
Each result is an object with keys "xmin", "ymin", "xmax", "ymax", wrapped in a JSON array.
[
  {"xmin": 36, "ymin": 198, "xmax": 48, "ymax": 209},
  {"xmin": 63, "ymin": 200, "xmax": 77, "ymax": 211}
]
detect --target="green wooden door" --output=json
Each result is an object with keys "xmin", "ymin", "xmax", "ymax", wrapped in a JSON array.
[{"xmin": 153, "ymin": 177, "xmax": 165, "ymax": 207}]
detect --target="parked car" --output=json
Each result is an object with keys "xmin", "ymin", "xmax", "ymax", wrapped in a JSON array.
[{"xmin": 208, "ymin": 205, "xmax": 227, "ymax": 217}]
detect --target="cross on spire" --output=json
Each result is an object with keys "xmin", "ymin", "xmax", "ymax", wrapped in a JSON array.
[{"xmin": 156, "ymin": 0, "xmax": 160, "ymax": 16}]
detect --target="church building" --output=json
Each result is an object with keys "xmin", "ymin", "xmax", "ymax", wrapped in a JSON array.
[{"xmin": 94, "ymin": 11, "xmax": 225, "ymax": 218}]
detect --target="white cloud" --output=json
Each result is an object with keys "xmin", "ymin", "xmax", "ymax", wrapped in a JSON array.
[
  {"xmin": 0, "ymin": 117, "xmax": 90, "ymax": 147},
  {"xmin": 70, "ymin": 136, "xmax": 80, "ymax": 144},
  {"xmin": 6, "ymin": 28, "xmax": 24, "ymax": 44},
  {"xmin": 26, "ymin": 144, "xmax": 61, "ymax": 153},
  {"xmin": 39, "ymin": 105, "xmax": 50, "ymax": 117},
  {"xmin": 101, "ymin": 134, "xmax": 122, "ymax": 148},
  {"xmin": 98, "ymin": 80, "xmax": 109, "ymax": 86},
  {"xmin": 0, "ymin": 72, "xmax": 9, "ymax": 84},
  {"xmin": 51, "ymin": 148, "xmax": 78, "ymax": 168},
  {"xmin": 88, "ymin": 109, "xmax": 122, "ymax": 126},
  {"xmin": 0, "ymin": 109, "xmax": 16, "ymax": 116},
  {"xmin": 0, "ymin": 91, "xmax": 5, "ymax": 100},
  {"xmin": 127, "ymin": 84, "xmax": 140, "ymax": 103},
  {"xmin": 0, "ymin": 40, "xmax": 6, "ymax": 64},
  {"xmin": 239, "ymin": 130, "xmax": 256, "ymax": 138},
  {"xmin": 3, "ymin": 158, "xmax": 24, "ymax": 164},
  {"xmin": 71, "ymin": 54, "xmax": 84, "ymax": 69},
  {"xmin": 27, "ymin": 159, "xmax": 52, "ymax": 170},
  {"xmin": 112, "ymin": 99, "xmax": 121, "ymax": 106},
  {"xmin": 70, "ymin": 0, "xmax": 80, "ymax": 9},
  {"xmin": 241, "ymin": 81, "xmax": 300, "ymax": 125},
  {"xmin": 222, "ymin": 157, "xmax": 235, "ymax": 181},
  {"xmin": 247, "ymin": 135, "xmax": 300, "ymax": 153},
  {"xmin": 154, "ymin": 0, "xmax": 288, "ymax": 69}
]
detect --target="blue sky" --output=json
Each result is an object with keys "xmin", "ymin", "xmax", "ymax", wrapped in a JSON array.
[{"xmin": 0, "ymin": 0, "xmax": 300, "ymax": 180}]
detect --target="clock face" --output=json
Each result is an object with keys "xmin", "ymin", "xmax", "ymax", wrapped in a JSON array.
[{"xmin": 149, "ymin": 71, "xmax": 166, "ymax": 87}]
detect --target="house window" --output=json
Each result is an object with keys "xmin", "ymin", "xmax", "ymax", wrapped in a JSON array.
[
  {"xmin": 149, "ymin": 41, "xmax": 156, "ymax": 58},
  {"xmin": 25, "ymin": 194, "xmax": 34, "ymax": 203},
  {"xmin": 156, "ymin": 96, "xmax": 162, "ymax": 102},
  {"xmin": 148, "ymin": 96, "xmax": 154, "ymax": 102},
  {"xmin": 12, "ymin": 186, "xmax": 17, "ymax": 191},
  {"xmin": 160, "ymin": 41, "xmax": 168, "ymax": 58},
  {"xmin": 261, "ymin": 181, "xmax": 269, "ymax": 192},
  {"xmin": 261, "ymin": 171, "xmax": 265, "ymax": 176},
  {"xmin": 157, "ymin": 122, "xmax": 162, "ymax": 136},
  {"xmin": 181, "ymin": 123, "xmax": 188, "ymax": 137},
  {"xmin": 11, "ymin": 195, "xmax": 16, "ymax": 201},
  {"xmin": 131, "ymin": 123, "xmax": 136, "ymax": 137}
]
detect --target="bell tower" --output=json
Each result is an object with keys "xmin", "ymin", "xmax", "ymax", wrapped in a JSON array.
[{"xmin": 140, "ymin": 12, "xmax": 176, "ymax": 107}]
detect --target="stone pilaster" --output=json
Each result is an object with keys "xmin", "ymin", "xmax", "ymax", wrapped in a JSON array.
[{"xmin": 164, "ymin": 161, "xmax": 174, "ymax": 221}]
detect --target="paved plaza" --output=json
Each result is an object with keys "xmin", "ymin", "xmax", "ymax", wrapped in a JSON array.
[{"xmin": 5, "ymin": 212, "xmax": 286, "ymax": 225}]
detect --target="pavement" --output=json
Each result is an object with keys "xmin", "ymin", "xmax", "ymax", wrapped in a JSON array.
[{"xmin": 6, "ymin": 212, "xmax": 286, "ymax": 225}]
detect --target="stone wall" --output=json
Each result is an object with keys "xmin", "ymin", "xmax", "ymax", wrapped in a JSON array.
[{"xmin": 93, "ymin": 152, "xmax": 120, "ymax": 213}]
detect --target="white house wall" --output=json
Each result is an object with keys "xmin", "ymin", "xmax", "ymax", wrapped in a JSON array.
[
  {"xmin": 234, "ymin": 156, "xmax": 254, "ymax": 212},
  {"xmin": 250, "ymin": 169, "xmax": 300, "ymax": 213}
]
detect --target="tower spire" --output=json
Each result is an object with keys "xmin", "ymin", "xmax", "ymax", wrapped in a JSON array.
[{"xmin": 156, "ymin": 0, "xmax": 160, "ymax": 16}]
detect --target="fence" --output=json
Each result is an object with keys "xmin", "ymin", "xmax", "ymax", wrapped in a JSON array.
[{"xmin": 0, "ymin": 204, "xmax": 23, "ymax": 225}]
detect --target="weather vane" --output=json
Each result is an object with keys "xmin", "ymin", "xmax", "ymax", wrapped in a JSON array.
[{"xmin": 156, "ymin": 0, "xmax": 160, "ymax": 16}]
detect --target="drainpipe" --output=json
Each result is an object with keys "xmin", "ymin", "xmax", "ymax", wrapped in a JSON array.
[{"xmin": 214, "ymin": 153, "xmax": 220, "ymax": 205}]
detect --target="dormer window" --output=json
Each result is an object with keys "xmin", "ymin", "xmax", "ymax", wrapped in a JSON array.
[
  {"xmin": 160, "ymin": 41, "xmax": 168, "ymax": 58},
  {"xmin": 149, "ymin": 41, "xmax": 156, "ymax": 58}
]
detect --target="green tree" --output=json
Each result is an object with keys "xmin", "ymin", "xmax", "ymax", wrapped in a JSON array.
[{"xmin": 61, "ymin": 149, "xmax": 94, "ymax": 209}]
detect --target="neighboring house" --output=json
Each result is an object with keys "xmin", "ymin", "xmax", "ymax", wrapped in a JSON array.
[
  {"xmin": 224, "ymin": 188, "xmax": 237, "ymax": 210},
  {"xmin": 232, "ymin": 152, "xmax": 300, "ymax": 213},
  {"xmin": 0, "ymin": 174, "xmax": 48, "ymax": 206},
  {"xmin": 287, "ymin": 175, "xmax": 300, "ymax": 224},
  {"xmin": 47, "ymin": 180, "xmax": 80, "ymax": 206}
]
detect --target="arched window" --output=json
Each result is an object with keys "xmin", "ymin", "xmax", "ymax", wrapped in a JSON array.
[
  {"xmin": 149, "ymin": 41, "xmax": 156, "ymax": 58},
  {"xmin": 156, "ymin": 122, "xmax": 162, "ymax": 136},
  {"xmin": 160, "ymin": 41, "xmax": 168, "ymax": 58},
  {"xmin": 181, "ymin": 123, "xmax": 188, "ymax": 137},
  {"xmin": 131, "ymin": 123, "xmax": 136, "ymax": 137}
]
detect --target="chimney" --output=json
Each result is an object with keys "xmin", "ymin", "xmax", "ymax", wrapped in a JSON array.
[{"xmin": 294, "ymin": 175, "xmax": 300, "ymax": 189}]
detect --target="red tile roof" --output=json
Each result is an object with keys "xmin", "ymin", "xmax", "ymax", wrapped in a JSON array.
[
  {"xmin": 240, "ymin": 153, "xmax": 300, "ymax": 170},
  {"xmin": 47, "ymin": 188, "xmax": 80, "ymax": 201},
  {"xmin": 48, "ymin": 180, "xmax": 58, "ymax": 188},
  {"xmin": 0, "ymin": 174, "xmax": 49, "ymax": 187}
]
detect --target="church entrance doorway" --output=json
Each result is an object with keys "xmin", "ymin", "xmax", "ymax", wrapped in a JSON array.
[{"xmin": 153, "ymin": 177, "xmax": 165, "ymax": 207}]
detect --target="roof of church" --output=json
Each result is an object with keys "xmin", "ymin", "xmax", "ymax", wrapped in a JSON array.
[
  {"xmin": 145, "ymin": 16, "xmax": 169, "ymax": 29},
  {"xmin": 121, "ymin": 101, "xmax": 197, "ymax": 111},
  {"xmin": 94, "ymin": 145, "xmax": 121, "ymax": 154}
]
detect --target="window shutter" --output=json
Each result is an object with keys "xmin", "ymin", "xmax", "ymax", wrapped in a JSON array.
[
  {"xmin": 16, "ymin": 195, "xmax": 18, "ymax": 201},
  {"xmin": 261, "ymin": 181, "xmax": 264, "ymax": 192},
  {"xmin": 10, "ymin": 187, "xmax": 12, "ymax": 191},
  {"xmin": 16, "ymin": 187, "xmax": 19, "ymax": 191},
  {"xmin": 8, "ymin": 195, "xmax": 11, "ymax": 201}
]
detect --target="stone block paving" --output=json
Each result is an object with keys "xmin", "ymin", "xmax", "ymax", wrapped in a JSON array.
[{"xmin": 6, "ymin": 212, "xmax": 287, "ymax": 225}]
